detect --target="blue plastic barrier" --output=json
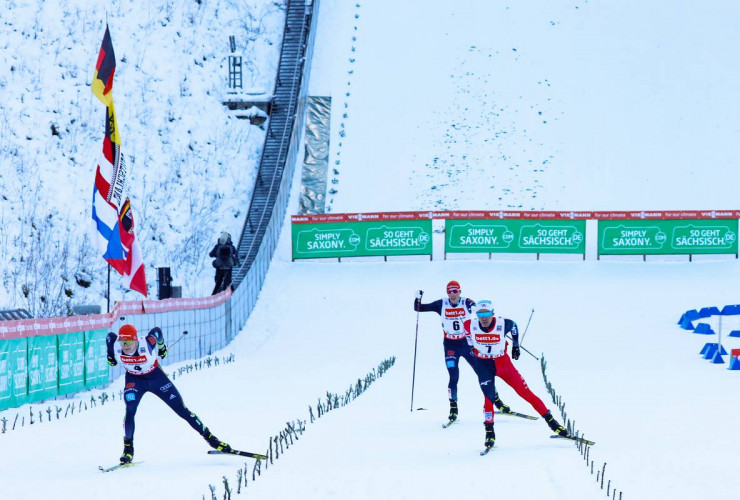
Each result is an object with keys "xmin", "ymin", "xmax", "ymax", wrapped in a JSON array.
[
  {"xmin": 711, "ymin": 350, "xmax": 725, "ymax": 364},
  {"xmin": 699, "ymin": 306, "xmax": 721, "ymax": 318},
  {"xmin": 721, "ymin": 304, "xmax": 740, "ymax": 316},
  {"xmin": 693, "ymin": 323, "xmax": 714, "ymax": 335},
  {"xmin": 685, "ymin": 309, "xmax": 700, "ymax": 321},
  {"xmin": 701, "ymin": 343, "xmax": 728, "ymax": 359},
  {"xmin": 703, "ymin": 344, "xmax": 718, "ymax": 359},
  {"xmin": 679, "ymin": 316, "xmax": 695, "ymax": 330}
]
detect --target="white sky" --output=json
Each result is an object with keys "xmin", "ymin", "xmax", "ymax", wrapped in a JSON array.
[{"xmin": 3, "ymin": 1, "xmax": 740, "ymax": 499}]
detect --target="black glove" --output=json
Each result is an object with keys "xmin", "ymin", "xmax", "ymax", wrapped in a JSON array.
[
  {"xmin": 106, "ymin": 332, "xmax": 117, "ymax": 345},
  {"xmin": 107, "ymin": 355, "xmax": 117, "ymax": 367},
  {"xmin": 415, "ymin": 290, "xmax": 423, "ymax": 300},
  {"xmin": 158, "ymin": 343, "xmax": 168, "ymax": 359},
  {"xmin": 512, "ymin": 345, "xmax": 521, "ymax": 360}
]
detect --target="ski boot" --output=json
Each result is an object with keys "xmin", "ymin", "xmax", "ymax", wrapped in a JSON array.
[
  {"xmin": 448, "ymin": 399, "xmax": 458, "ymax": 424},
  {"xmin": 484, "ymin": 422, "xmax": 495, "ymax": 449},
  {"xmin": 203, "ymin": 429, "xmax": 232, "ymax": 453},
  {"xmin": 493, "ymin": 394, "xmax": 511, "ymax": 414},
  {"xmin": 544, "ymin": 411, "xmax": 569, "ymax": 437},
  {"xmin": 120, "ymin": 438, "xmax": 134, "ymax": 464}
]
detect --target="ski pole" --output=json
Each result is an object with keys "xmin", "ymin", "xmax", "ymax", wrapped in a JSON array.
[
  {"xmin": 410, "ymin": 295, "xmax": 421, "ymax": 412},
  {"xmin": 518, "ymin": 342, "xmax": 540, "ymax": 361},
  {"xmin": 168, "ymin": 330, "xmax": 189, "ymax": 349},
  {"xmin": 520, "ymin": 308, "xmax": 535, "ymax": 345},
  {"xmin": 506, "ymin": 332, "xmax": 540, "ymax": 361}
]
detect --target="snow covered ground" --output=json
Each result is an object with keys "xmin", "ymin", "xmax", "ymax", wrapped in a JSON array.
[
  {"xmin": 2, "ymin": 257, "xmax": 739, "ymax": 500},
  {"xmin": 2, "ymin": 0, "xmax": 740, "ymax": 499}
]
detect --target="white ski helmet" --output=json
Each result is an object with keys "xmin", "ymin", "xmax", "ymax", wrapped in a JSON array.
[{"xmin": 476, "ymin": 300, "xmax": 494, "ymax": 318}]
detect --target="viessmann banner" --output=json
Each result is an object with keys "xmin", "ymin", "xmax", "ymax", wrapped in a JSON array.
[
  {"xmin": 291, "ymin": 213, "xmax": 433, "ymax": 259},
  {"xmin": 597, "ymin": 219, "xmax": 738, "ymax": 255},
  {"xmin": 445, "ymin": 219, "xmax": 586, "ymax": 254}
]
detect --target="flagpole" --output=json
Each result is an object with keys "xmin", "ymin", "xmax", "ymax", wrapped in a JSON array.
[{"xmin": 107, "ymin": 264, "xmax": 111, "ymax": 313}]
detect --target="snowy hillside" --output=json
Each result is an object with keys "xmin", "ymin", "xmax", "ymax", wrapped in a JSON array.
[{"xmin": 0, "ymin": 0, "xmax": 285, "ymax": 314}]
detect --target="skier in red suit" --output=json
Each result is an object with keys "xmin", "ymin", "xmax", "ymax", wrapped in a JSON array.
[
  {"xmin": 463, "ymin": 300, "xmax": 569, "ymax": 449},
  {"xmin": 414, "ymin": 281, "xmax": 511, "ymax": 425}
]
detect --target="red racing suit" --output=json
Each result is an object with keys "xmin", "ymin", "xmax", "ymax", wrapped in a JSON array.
[{"xmin": 464, "ymin": 317, "xmax": 548, "ymax": 423}]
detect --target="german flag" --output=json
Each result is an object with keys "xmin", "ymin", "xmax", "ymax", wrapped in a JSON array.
[{"xmin": 92, "ymin": 24, "xmax": 116, "ymax": 106}]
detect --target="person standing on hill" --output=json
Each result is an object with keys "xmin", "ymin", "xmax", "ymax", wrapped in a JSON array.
[
  {"xmin": 413, "ymin": 281, "xmax": 509, "ymax": 425},
  {"xmin": 209, "ymin": 232, "xmax": 239, "ymax": 294},
  {"xmin": 106, "ymin": 324, "xmax": 232, "ymax": 464},
  {"xmin": 463, "ymin": 300, "xmax": 569, "ymax": 450}
]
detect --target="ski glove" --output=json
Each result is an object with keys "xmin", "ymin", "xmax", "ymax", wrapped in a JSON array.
[
  {"xmin": 415, "ymin": 290, "xmax": 424, "ymax": 299},
  {"xmin": 105, "ymin": 333, "xmax": 117, "ymax": 365},
  {"xmin": 511, "ymin": 345, "xmax": 521, "ymax": 360},
  {"xmin": 158, "ymin": 343, "xmax": 168, "ymax": 359}
]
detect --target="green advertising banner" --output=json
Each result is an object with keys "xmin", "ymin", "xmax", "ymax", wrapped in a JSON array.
[
  {"xmin": 0, "ymin": 329, "xmax": 110, "ymax": 410},
  {"xmin": 0, "ymin": 342, "xmax": 11, "ymax": 410},
  {"xmin": 27, "ymin": 335, "xmax": 58, "ymax": 403},
  {"xmin": 85, "ymin": 329, "xmax": 110, "ymax": 388},
  {"xmin": 292, "ymin": 220, "xmax": 433, "ymax": 259},
  {"xmin": 58, "ymin": 332, "xmax": 85, "ymax": 396},
  {"xmin": 598, "ymin": 219, "xmax": 739, "ymax": 255},
  {"xmin": 445, "ymin": 219, "xmax": 586, "ymax": 254},
  {"xmin": 0, "ymin": 338, "xmax": 28, "ymax": 410}
]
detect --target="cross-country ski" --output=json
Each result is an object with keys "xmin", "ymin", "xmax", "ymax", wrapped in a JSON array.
[
  {"xmin": 550, "ymin": 435, "xmax": 596, "ymax": 446},
  {"xmin": 495, "ymin": 409, "xmax": 539, "ymax": 420},
  {"xmin": 208, "ymin": 449, "xmax": 268, "ymax": 460},
  {"xmin": 98, "ymin": 462, "xmax": 142, "ymax": 473}
]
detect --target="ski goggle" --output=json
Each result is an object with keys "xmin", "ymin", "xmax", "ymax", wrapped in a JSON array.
[
  {"xmin": 447, "ymin": 289, "xmax": 460, "ymax": 294},
  {"xmin": 119, "ymin": 340, "xmax": 136, "ymax": 347},
  {"xmin": 476, "ymin": 309, "xmax": 493, "ymax": 318}
]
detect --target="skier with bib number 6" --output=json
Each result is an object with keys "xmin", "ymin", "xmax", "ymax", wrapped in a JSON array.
[{"xmin": 413, "ymin": 281, "xmax": 510, "ymax": 425}]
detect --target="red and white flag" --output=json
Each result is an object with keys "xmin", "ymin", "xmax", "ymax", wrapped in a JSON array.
[
  {"xmin": 115, "ymin": 199, "xmax": 147, "ymax": 296},
  {"xmin": 91, "ymin": 25, "xmax": 148, "ymax": 297}
]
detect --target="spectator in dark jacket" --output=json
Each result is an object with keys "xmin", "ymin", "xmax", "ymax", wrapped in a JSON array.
[{"xmin": 209, "ymin": 232, "xmax": 239, "ymax": 294}]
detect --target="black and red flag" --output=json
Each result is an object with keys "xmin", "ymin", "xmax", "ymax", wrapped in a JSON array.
[{"xmin": 92, "ymin": 24, "xmax": 116, "ymax": 106}]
